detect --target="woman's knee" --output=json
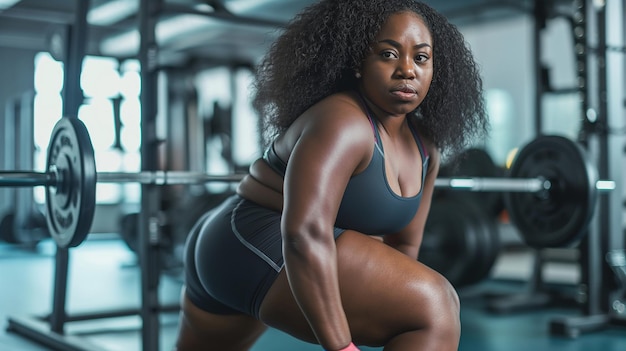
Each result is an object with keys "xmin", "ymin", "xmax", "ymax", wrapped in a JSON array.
[
  {"xmin": 336, "ymin": 232, "xmax": 460, "ymax": 331},
  {"xmin": 348, "ymin": 263, "xmax": 461, "ymax": 347},
  {"xmin": 411, "ymin": 269, "xmax": 460, "ymax": 331}
]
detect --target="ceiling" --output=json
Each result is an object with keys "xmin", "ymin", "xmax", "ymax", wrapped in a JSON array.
[{"xmin": 0, "ymin": 0, "xmax": 540, "ymax": 67}]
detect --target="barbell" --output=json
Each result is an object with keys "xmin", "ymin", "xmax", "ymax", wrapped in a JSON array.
[{"xmin": 0, "ymin": 117, "xmax": 616, "ymax": 249}]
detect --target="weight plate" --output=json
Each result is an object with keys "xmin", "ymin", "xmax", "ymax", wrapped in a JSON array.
[
  {"xmin": 0, "ymin": 212, "xmax": 16, "ymax": 243},
  {"xmin": 505, "ymin": 135, "xmax": 597, "ymax": 249},
  {"xmin": 419, "ymin": 198, "xmax": 500, "ymax": 288},
  {"xmin": 45, "ymin": 117, "xmax": 97, "ymax": 248},
  {"xmin": 0, "ymin": 210, "xmax": 49, "ymax": 246}
]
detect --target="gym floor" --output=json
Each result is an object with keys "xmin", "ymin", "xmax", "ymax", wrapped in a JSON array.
[{"xmin": 0, "ymin": 233, "xmax": 625, "ymax": 351}]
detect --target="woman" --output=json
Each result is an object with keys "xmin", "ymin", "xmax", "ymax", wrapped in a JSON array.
[{"xmin": 176, "ymin": 0, "xmax": 488, "ymax": 350}]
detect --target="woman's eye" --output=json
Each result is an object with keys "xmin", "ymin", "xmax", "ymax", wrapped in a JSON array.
[
  {"xmin": 382, "ymin": 51, "xmax": 397, "ymax": 59},
  {"xmin": 415, "ymin": 54, "xmax": 429, "ymax": 63}
]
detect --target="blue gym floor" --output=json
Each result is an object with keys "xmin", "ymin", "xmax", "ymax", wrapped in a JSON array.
[{"xmin": 0, "ymin": 236, "xmax": 624, "ymax": 351}]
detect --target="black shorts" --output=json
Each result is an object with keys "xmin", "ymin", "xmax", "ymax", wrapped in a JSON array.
[{"xmin": 184, "ymin": 194, "xmax": 345, "ymax": 318}]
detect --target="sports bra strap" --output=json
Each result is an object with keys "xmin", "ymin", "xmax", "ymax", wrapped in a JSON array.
[
  {"xmin": 408, "ymin": 120, "xmax": 429, "ymax": 159},
  {"xmin": 357, "ymin": 91, "xmax": 428, "ymax": 159},
  {"xmin": 356, "ymin": 92, "xmax": 380, "ymax": 144},
  {"xmin": 262, "ymin": 143, "xmax": 287, "ymax": 177}
]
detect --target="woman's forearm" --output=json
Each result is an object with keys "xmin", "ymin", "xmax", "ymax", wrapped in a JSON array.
[{"xmin": 283, "ymin": 237, "xmax": 352, "ymax": 350}]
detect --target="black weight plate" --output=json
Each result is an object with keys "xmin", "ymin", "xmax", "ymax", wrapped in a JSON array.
[
  {"xmin": 0, "ymin": 212, "xmax": 17, "ymax": 243},
  {"xmin": 119, "ymin": 212, "xmax": 139, "ymax": 253},
  {"xmin": 419, "ymin": 198, "xmax": 499, "ymax": 288},
  {"xmin": 505, "ymin": 135, "xmax": 597, "ymax": 249},
  {"xmin": 462, "ymin": 200, "xmax": 500, "ymax": 286},
  {"xmin": 0, "ymin": 211, "xmax": 48, "ymax": 245},
  {"xmin": 45, "ymin": 117, "xmax": 97, "ymax": 248}
]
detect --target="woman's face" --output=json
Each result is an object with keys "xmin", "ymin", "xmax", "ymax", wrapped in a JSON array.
[{"xmin": 359, "ymin": 11, "xmax": 433, "ymax": 117}]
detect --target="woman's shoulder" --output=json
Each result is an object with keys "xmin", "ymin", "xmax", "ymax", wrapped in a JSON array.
[
  {"xmin": 277, "ymin": 91, "xmax": 377, "ymax": 169},
  {"xmin": 310, "ymin": 91, "xmax": 363, "ymax": 116},
  {"xmin": 279, "ymin": 91, "xmax": 376, "ymax": 154},
  {"xmin": 299, "ymin": 91, "xmax": 372, "ymax": 130}
]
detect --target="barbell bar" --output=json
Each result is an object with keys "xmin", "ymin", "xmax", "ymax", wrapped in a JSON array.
[
  {"xmin": 0, "ymin": 172, "xmax": 54, "ymax": 187},
  {"xmin": 0, "ymin": 117, "xmax": 616, "ymax": 249},
  {"xmin": 0, "ymin": 171, "xmax": 614, "ymax": 191},
  {"xmin": 434, "ymin": 177, "xmax": 615, "ymax": 193},
  {"xmin": 0, "ymin": 171, "xmax": 247, "ymax": 187}
]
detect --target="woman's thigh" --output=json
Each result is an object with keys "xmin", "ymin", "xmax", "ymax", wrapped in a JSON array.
[
  {"xmin": 176, "ymin": 289, "xmax": 267, "ymax": 351},
  {"xmin": 258, "ymin": 230, "xmax": 459, "ymax": 347}
]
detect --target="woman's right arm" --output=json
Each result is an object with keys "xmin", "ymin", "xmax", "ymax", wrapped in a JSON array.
[{"xmin": 279, "ymin": 99, "xmax": 371, "ymax": 350}]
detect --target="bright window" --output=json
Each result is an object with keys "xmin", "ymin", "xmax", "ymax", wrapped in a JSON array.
[{"xmin": 33, "ymin": 52, "xmax": 140, "ymax": 204}]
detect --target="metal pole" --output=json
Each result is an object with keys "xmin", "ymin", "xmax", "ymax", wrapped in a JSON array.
[
  {"xmin": 588, "ymin": 0, "xmax": 609, "ymax": 318},
  {"xmin": 0, "ymin": 170, "xmax": 616, "ymax": 191},
  {"xmin": 0, "ymin": 172, "xmax": 54, "ymax": 187},
  {"xmin": 49, "ymin": 0, "xmax": 90, "ymax": 336},
  {"xmin": 49, "ymin": 247, "xmax": 69, "ymax": 334},
  {"xmin": 2, "ymin": 97, "xmax": 17, "ymax": 217},
  {"xmin": 160, "ymin": 3, "xmax": 286, "ymax": 28},
  {"xmin": 574, "ymin": 0, "xmax": 591, "ymax": 143},
  {"xmin": 434, "ymin": 177, "xmax": 549, "ymax": 193},
  {"xmin": 96, "ymin": 171, "xmax": 246, "ymax": 184},
  {"xmin": 533, "ymin": 0, "xmax": 546, "ymax": 135},
  {"xmin": 601, "ymin": 0, "xmax": 625, "ymax": 319},
  {"xmin": 138, "ymin": 0, "xmax": 162, "ymax": 349},
  {"xmin": 61, "ymin": 0, "xmax": 88, "ymax": 118}
]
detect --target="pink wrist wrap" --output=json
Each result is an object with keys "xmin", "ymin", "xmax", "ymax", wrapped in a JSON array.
[{"xmin": 337, "ymin": 342, "xmax": 359, "ymax": 351}]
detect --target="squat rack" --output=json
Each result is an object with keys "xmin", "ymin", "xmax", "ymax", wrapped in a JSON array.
[
  {"xmin": 553, "ymin": 0, "xmax": 626, "ymax": 337},
  {"xmin": 527, "ymin": 0, "xmax": 626, "ymax": 336},
  {"xmin": 5, "ymin": 1, "xmax": 284, "ymax": 351},
  {"xmin": 484, "ymin": 0, "xmax": 626, "ymax": 336}
]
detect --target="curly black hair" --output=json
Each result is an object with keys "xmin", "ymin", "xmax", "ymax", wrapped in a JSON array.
[{"xmin": 252, "ymin": 0, "xmax": 488, "ymax": 157}]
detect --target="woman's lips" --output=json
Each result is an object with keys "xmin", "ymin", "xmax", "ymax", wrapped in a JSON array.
[{"xmin": 391, "ymin": 84, "xmax": 418, "ymax": 99}]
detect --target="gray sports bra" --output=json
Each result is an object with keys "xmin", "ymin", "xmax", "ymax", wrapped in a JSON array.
[{"xmin": 263, "ymin": 102, "xmax": 429, "ymax": 235}]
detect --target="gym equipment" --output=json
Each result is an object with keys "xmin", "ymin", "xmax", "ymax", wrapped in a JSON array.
[
  {"xmin": 0, "ymin": 117, "xmax": 616, "ymax": 250},
  {"xmin": 420, "ymin": 198, "xmax": 500, "ymax": 288},
  {"xmin": 119, "ymin": 190, "xmax": 235, "ymax": 268},
  {"xmin": 606, "ymin": 250, "xmax": 626, "ymax": 291},
  {"xmin": 506, "ymin": 136, "xmax": 598, "ymax": 248},
  {"xmin": 0, "ymin": 210, "xmax": 48, "ymax": 246},
  {"xmin": 45, "ymin": 117, "xmax": 96, "ymax": 248},
  {"xmin": 0, "ymin": 117, "xmax": 245, "ymax": 248},
  {"xmin": 436, "ymin": 148, "xmax": 505, "ymax": 217}
]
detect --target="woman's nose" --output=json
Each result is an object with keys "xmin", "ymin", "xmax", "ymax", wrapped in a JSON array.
[{"xmin": 395, "ymin": 57, "xmax": 416, "ymax": 79}]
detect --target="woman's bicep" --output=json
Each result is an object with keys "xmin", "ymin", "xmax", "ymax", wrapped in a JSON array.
[{"xmin": 281, "ymin": 121, "xmax": 369, "ymax": 235}]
